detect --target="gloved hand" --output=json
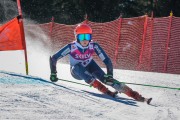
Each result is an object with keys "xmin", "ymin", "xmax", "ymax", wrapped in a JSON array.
[
  {"xmin": 104, "ymin": 74, "xmax": 113, "ymax": 80},
  {"xmin": 104, "ymin": 74, "xmax": 114, "ymax": 85},
  {"xmin": 50, "ymin": 73, "xmax": 58, "ymax": 82}
]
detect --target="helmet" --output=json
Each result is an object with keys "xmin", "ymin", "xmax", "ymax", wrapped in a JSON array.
[{"xmin": 74, "ymin": 24, "xmax": 92, "ymax": 35}]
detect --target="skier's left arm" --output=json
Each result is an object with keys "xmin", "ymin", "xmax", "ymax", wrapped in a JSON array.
[
  {"xmin": 94, "ymin": 42, "xmax": 113, "ymax": 76},
  {"xmin": 50, "ymin": 44, "xmax": 71, "ymax": 82}
]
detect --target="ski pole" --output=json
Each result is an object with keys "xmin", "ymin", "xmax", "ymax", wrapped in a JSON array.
[
  {"xmin": 58, "ymin": 78, "xmax": 180, "ymax": 90},
  {"xmin": 118, "ymin": 81, "xmax": 180, "ymax": 90},
  {"xmin": 58, "ymin": 78, "xmax": 90, "ymax": 87}
]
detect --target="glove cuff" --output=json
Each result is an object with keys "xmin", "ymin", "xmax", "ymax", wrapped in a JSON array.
[{"xmin": 104, "ymin": 74, "xmax": 113, "ymax": 77}]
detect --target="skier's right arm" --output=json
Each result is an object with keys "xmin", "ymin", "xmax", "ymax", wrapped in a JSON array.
[{"xmin": 50, "ymin": 44, "xmax": 71, "ymax": 82}]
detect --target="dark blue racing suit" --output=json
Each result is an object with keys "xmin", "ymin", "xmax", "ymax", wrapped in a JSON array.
[
  {"xmin": 50, "ymin": 41, "xmax": 113, "ymax": 84},
  {"xmin": 50, "ymin": 41, "xmax": 147, "ymax": 101}
]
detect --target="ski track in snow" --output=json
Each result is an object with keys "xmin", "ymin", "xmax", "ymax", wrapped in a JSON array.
[{"xmin": 0, "ymin": 70, "xmax": 180, "ymax": 120}]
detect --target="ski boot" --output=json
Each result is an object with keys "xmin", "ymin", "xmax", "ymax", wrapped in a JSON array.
[
  {"xmin": 107, "ymin": 90, "xmax": 118, "ymax": 98},
  {"xmin": 144, "ymin": 98, "xmax": 152, "ymax": 104},
  {"xmin": 91, "ymin": 80, "xmax": 118, "ymax": 98},
  {"xmin": 103, "ymin": 76, "xmax": 152, "ymax": 103},
  {"xmin": 123, "ymin": 85, "xmax": 152, "ymax": 104}
]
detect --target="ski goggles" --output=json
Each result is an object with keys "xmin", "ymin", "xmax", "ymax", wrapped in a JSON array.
[{"xmin": 77, "ymin": 34, "xmax": 92, "ymax": 41}]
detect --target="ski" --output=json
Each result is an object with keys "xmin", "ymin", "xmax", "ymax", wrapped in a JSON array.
[
  {"xmin": 145, "ymin": 98, "xmax": 152, "ymax": 104},
  {"xmin": 110, "ymin": 91, "xmax": 119, "ymax": 98}
]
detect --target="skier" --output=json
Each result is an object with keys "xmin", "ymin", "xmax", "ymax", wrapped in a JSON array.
[{"xmin": 49, "ymin": 23, "xmax": 152, "ymax": 104}]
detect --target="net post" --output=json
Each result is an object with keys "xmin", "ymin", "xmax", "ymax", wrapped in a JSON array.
[
  {"xmin": 114, "ymin": 15, "xmax": 122, "ymax": 67},
  {"xmin": 164, "ymin": 12, "xmax": 173, "ymax": 72}
]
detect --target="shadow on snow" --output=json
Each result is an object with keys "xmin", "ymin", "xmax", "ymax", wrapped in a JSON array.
[
  {"xmin": 81, "ymin": 90, "xmax": 138, "ymax": 107},
  {"xmin": 1, "ymin": 71, "xmax": 138, "ymax": 107}
]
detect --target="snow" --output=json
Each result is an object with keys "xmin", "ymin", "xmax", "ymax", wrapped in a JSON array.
[{"xmin": 0, "ymin": 56, "xmax": 180, "ymax": 120}]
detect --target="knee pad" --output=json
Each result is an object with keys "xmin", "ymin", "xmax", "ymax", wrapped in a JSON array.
[
  {"xmin": 104, "ymin": 79, "xmax": 114, "ymax": 86},
  {"xmin": 112, "ymin": 83, "xmax": 126, "ymax": 93}
]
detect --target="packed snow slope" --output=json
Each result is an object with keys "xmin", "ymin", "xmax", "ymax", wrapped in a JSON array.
[{"xmin": 0, "ymin": 65, "xmax": 180, "ymax": 120}]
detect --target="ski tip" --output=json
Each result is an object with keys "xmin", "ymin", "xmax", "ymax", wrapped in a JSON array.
[
  {"xmin": 147, "ymin": 98, "xmax": 152, "ymax": 105},
  {"xmin": 112, "ymin": 91, "xmax": 119, "ymax": 98}
]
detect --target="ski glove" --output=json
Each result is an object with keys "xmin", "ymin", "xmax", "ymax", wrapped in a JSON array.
[
  {"xmin": 50, "ymin": 73, "xmax": 58, "ymax": 82},
  {"xmin": 103, "ymin": 74, "xmax": 113, "ymax": 85},
  {"xmin": 104, "ymin": 74, "xmax": 119, "ymax": 86},
  {"xmin": 104, "ymin": 74, "xmax": 113, "ymax": 80}
]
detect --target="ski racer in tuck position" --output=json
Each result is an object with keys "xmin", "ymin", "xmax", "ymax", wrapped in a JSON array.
[{"xmin": 49, "ymin": 23, "xmax": 152, "ymax": 104}]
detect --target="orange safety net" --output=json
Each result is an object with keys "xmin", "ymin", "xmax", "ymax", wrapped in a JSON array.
[
  {"xmin": 25, "ymin": 16, "xmax": 180, "ymax": 74},
  {"xmin": 167, "ymin": 17, "xmax": 180, "ymax": 74}
]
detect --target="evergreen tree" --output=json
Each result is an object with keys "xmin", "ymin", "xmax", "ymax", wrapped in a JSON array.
[{"xmin": 8, "ymin": 0, "xmax": 180, "ymax": 24}]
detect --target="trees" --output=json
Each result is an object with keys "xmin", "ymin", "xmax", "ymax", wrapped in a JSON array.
[{"xmin": 2, "ymin": 0, "xmax": 179, "ymax": 24}]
